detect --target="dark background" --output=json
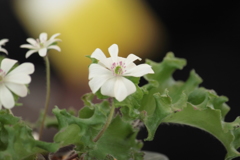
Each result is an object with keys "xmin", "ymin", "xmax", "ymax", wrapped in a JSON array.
[
  {"xmin": 141, "ymin": 1, "xmax": 240, "ymax": 160},
  {"xmin": 1, "ymin": 1, "xmax": 240, "ymax": 160}
]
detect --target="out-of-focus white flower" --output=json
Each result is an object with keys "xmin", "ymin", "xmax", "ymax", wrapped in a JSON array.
[
  {"xmin": 88, "ymin": 44, "xmax": 154, "ymax": 102},
  {"xmin": 0, "ymin": 39, "xmax": 9, "ymax": 54},
  {"xmin": 32, "ymin": 131, "xmax": 39, "ymax": 140},
  {"xmin": 20, "ymin": 32, "xmax": 61, "ymax": 58},
  {"xmin": 0, "ymin": 58, "xmax": 34, "ymax": 109}
]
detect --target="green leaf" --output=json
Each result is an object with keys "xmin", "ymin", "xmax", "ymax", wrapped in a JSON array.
[
  {"xmin": 144, "ymin": 52, "xmax": 187, "ymax": 89},
  {"xmin": 85, "ymin": 116, "xmax": 143, "ymax": 160},
  {"xmin": 81, "ymin": 92, "xmax": 95, "ymax": 109},
  {"xmin": 141, "ymin": 90, "xmax": 174, "ymax": 141},
  {"xmin": 140, "ymin": 52, "xmax": 188, "ymax": 116},
  {"xmin": 115, "ymin": 85, "xmax": 144, "ymax": 121},
  {"xmin": 162, "ymin": 104, "xmax": 240, "ymax": 160},
  {"xmin": 95, "ymin": 89, "xmax": 110, "ymax": 100},
  {"xmin": 34, "ymin": 108, "xmax": 78, "ymax": 130},
  {"xmin": 0, "ymin": 110, "xmax": 59, "ymax": 160},
  {"xmin": 78, "ymin": 106, "xmax": 94, "ymax": 119},
  {"xmin": 54, "ymin": 124, "xmax": 82, "ymax": 149},
  {"xmin": 53, "ymin": 101, "xmax": 110, "ymax": 152},
  {"xmin": 53, "ymin": 97, "xmax": 144, "ymax": 160},
  {"xmin": 139, "ymin": 52, "xmax": 240, "ymax": 159},
  {"xmin": 86, "ymin": 55, "xmax": 98, "ymax": 64}
]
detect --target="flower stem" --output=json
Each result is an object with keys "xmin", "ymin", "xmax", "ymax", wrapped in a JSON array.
[
  {"xmin": 8, "ymin": 109, "xmax": 14, "ymax": 116},
  {"xmin": 93, "ymin": 101, "xmax": 115, "ymax": 142},
  {"xmin": 38, "ymin": 56, "xmax": 51, "ymax": 140}
]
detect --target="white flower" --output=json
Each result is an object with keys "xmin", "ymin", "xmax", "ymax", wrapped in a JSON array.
[
  {"xmin": 0, "ymin": 39, "xmax": 9, "ymax": 54},
  {"xmin": 20, "ymin": 32, "xmax": 61, "ymax": 58},
  {"xmin": 0, "ymin": 58, "xmax": 34, "ymax": 109},
  {"xmin": 88, "ymin": 44, "xmax": 154, "ymax": 102}
]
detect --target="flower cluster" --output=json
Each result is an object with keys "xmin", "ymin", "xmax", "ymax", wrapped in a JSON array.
[
  {"xmin": 1, "ymin": 33, "xmax": 153, "ymax": 107},
  {"xmin": 0, "ymin": 32, "xmax": 61, "ymax": 109}
]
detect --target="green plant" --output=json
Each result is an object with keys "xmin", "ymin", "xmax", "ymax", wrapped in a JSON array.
[{"xmin": 0, "ymin": 33, "xmax": 239, "ymax": 160}]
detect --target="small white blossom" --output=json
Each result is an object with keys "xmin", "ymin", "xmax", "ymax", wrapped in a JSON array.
[
  {"xmin": 88, "ymin": 44, "xmax": 154, "ymax": 102},
  {"xmin": 32, "ymin": 131, "xmax": 39, "ymax": 140},
  {"xmin": 20, "ymin": 32, "xmax": 61, "ymax": 58},
  {"xmin": 0, "ymin": 58, "xmax": 34, "ymax": 109},
  {"xmin": 0, "ymin": 39, "xmax": 9, "ymax": 54}
]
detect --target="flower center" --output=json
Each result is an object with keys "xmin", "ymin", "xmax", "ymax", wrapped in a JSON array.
[
  {"xmin": 36, "ymin": 39, "xmax": 45, "ymax": 48},
  {"xmin": 111, "ymin": 61, "xmax": 126, "ymax": 76}
]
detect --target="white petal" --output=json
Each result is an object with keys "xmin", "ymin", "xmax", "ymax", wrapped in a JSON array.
[
  {"xmin": 49, "ymin": 33, "xmax": 61, "ymax": 41},
  {"xmin": 89, "ymin": 74, "xmax": 112, "ymax": 93},
  {"xmin": 5, "ymin": 82, "xmax": 28, "ymax": 97},
  {"xmin": 101, "ymin": 76, "xmax": 136, "ymax": 101},
  {"xmin": 20, "ymin": 44, "xmax": 36, "ymax": 49},
  {"xmin": 26, "ymin": 50, "xmax": 37, "ymax": 58},
  {"xmin": 100, "ymin": 77, "xmax": 116, "ymax": 97},
  {"xmin": 124, "ymin": 64, "xmax": 154, "ymax": 77},
  {"xmin": 91, "ymin": 48, "xmax": 110, "ymax": 68},
  {"xmin": 89, "ymin": 63, "xmax": 112, "ymax": 79},
  {"xmin": 108, "ymin": 44, "xmax": 119, "ymax": 63},
  {"xmin": 26, "ymin": 38, "xmax": 37, "ymax": 45},
  {"xmin": 48, "ymin": 45, "xmax": 61, "ymax": 52},
  {"xmin": 125, "ymin": 54, "xmax": 141, "ymax": 67},
  {"xmin": 0, "ymin": 84, "xmax": 15, "ymax": 109},
  {"xmin": 38, "ymin": 48, "xmax": 47, "ymax": 57},
  {"xmin": 4, "ymin": 74, "xmax": 31, "ymax": 84},
  {"xmin": 0, "ymin": 48, "xmax": 8, "ymax": 54},
  {"xmin": 7, "ymin": 62, "xmax": 34, "ymax": 76},
  {"xmin": 1, "ymin": 58, "xmax": 17, "ymax": 73},
  {"xmin": 0, "ymin": 39, "xmax": 8, "ymax": 45},
  {"xmin": 39, "ymin": 32, "xmax": 48, "ymax": 42},
  {"xmin": 0, "ymin": 101, "xmax": 2, "ymax": 110},
  {"xmin": 114, "ymin": 77, "xmax": 136, "ymax": 101},
  {"xmin": 45, "ymin": 38, "xmax": 61, "ymax": 46},
  {"xmin": 91, "ymin": 48, "xmax": 105, "ymax": 60}
]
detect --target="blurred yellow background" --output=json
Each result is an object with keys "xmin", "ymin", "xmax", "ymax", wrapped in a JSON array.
[{"xmin": 13, "ymin": 0, "xmax": 166, "ymax": 90}]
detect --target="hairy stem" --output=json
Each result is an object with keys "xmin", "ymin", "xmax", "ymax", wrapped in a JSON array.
[
  {"xmin": 93, "ymin": 101, "xmax": 115, "ymax": 142},
  {"xmin": 38, "ymin": 56, "xmax": 51, "ymax": 140}
]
